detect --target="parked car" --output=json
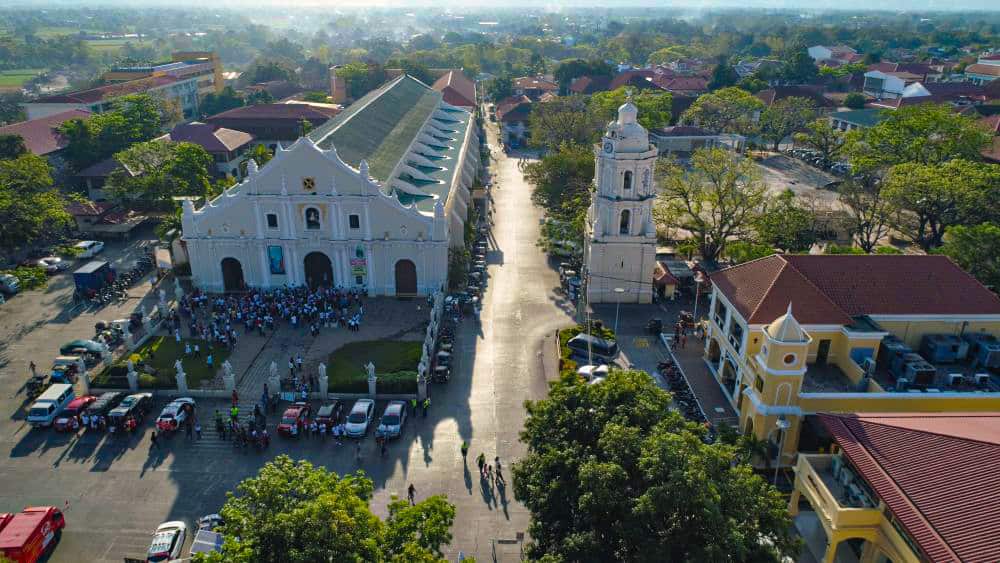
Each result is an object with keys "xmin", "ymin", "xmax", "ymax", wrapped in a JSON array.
[
  {"xmin": 277, "ymin": 402, "xmax": 311, "ymax": 437},
  {"xmin": 0, "ymin": 274, "xmax": 19, "ymax": 296},
  {"xmin": 314, "ymin": 401, "xmax": 342, "ymax": 431},
  {"xmin": 156, "ymin": 398, "xmax": 195, "ymax": 432},
  {"xmin": 146, "ymin": 521, "xmax": 186, "ymax": 563},
  {"xmin": 52, "ymin": 395, "xmax": 97, "ymax": 431},
  {"xmin": 189, "ymin": 514, "xmax": 224, "ymax": 557},
  {"xmin": 83, "ymin": 392, "xmax": 125, "ymax": 421},
  {"xmin": 38, "ymin": 256, "xmax": 70, "ymax": 273},
  {"xmin": 376, "ymin": 400, "xmax": 407, "ymax": 439},
  {"xmin": 345, "ymin": 399, "xmax": 375, "ymax": 438},
  {"xmin": 109, "ymin": 392, "xmax": 153, "ymax": 429},
  {"xmin": 73, "ymin": 240, "xmax": 105, "ymax": 258}
]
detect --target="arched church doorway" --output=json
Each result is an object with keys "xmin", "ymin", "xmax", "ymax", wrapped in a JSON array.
[
  {"xmin": 394, "ymin": 259, "xmax": 418, "ymax": 296},
  {"xmin": 304, "ymin": 252, "xmax": 333, "ymax": 289},
  {"xmin": 221, "ymin": 258, "xmax": 245, "ymax": 292}
]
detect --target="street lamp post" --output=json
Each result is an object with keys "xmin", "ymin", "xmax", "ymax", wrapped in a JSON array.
[
  {"xmin": 692, "ymin": 271, "xmax": 705, "ymax": 322},
  {"xmin": 774, "ymin": 415, "xmax": 791, "ymax": 485},
  {"xmin": 613, "ymin": 287, "xmax": 625, "ymax": 337}
]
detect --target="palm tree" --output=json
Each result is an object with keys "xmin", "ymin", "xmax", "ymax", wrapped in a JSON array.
[
  {"xmin": 156, "ymin": 207, "xmax": 182, "ymax": 242},
  {"xmin": 739, "ymin": 433, "xmax": 772, "ymax": 471}
]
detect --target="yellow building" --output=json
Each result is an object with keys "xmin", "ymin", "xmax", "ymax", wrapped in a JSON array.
[
  {"xmin": 703, "ymin": 254, "xmax": 1000, "ymax": 469},
  {"xmin": 789, "ymin": 412, "xmax": 1000, "ymax": 563}
]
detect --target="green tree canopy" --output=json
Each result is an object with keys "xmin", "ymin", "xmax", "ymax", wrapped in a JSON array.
[
  {"xmin": 513, "ymin": 369, "xmax": 797, "ymax": 562},
  {"xmin": 754, "ymin": 189, "xmax": 817, "ymax": 251},
  {"xmin": 201, "ymin": 86, "xmax": 245, "ymax": 118},
  {"xmin": 936, "ymin": 223, "xmax": 1000, "ymax": 292},
  {"xmin": 105, "ymin": 140, "xmax": 214, "ymax": 208},
  {"xmin": 0, "ymin": 134, "xmax": 27, "ymax": 160},
  {"xmin": 681, "ymin": 87, "xmax": 763, "ymax": 137},
  {"xmin": 553, "ymin": 58, "xmax": 614, "ymax": 94},
  {"xmin": 708, "ymin": 56, "xmax": 739, "ymax": 90},
  {"xmin": 57, "ymin": 93, "xmax": 165, "ymax": 172},
  {"xmin": 589, "ymin": 87, "xmax": 672, "ymax": 131},
  {"xmin": 0, "ymin": 154, "xmax": 72, "ymax": 250},
  {"xmin": 882, "ymin": 158, "xmax": 1000, "ymax": 250},
  {"xmin": 528, "ymin": 96, "xmax": 603, "ymax": 151},
  {"xmin": 844, "ymin": 104, "xmax": 992, "ymax": 172},
  {"xmin": 793, "ymin": 118, "xmax": 845, "ymax": 169},
  {"xmin": 781, "ymin": 49, "xmax": 819, "ymax": 83},
  {"xmin": 195, "ymin": 456, "xmax": 456, "ymax": 563},
  {"xmin": 655, "ymin": 148, "xmax": 767, "ymax": 264},
  {"xmin": 758, "ymin": 96, "xmax": 816, "ymax": 151},
  {"xmin": 843, "ymin": 92, "xmax": 867, "ymax": 109}
]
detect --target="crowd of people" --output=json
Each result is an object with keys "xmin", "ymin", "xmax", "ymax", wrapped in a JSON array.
[{"xmin": 177, "ymin": 285, "xmax": 368, "ymax": 344}]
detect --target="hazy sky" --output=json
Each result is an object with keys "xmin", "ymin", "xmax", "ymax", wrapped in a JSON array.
[{"xmin": 8, "ymin": 0, "xmax": 1000, "ymax": 10}]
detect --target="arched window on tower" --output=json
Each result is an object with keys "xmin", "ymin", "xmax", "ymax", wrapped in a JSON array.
[
  {"xmin": 619, "ymin": 209, "xmax": 631, "ymax": 235},
  {"xmin": 623, "ymin": 170, "xmax": 632, "ymax": 190},
  {"xmin": 305, "ymin": 207, "xmax": 321, "ymax": 230}
]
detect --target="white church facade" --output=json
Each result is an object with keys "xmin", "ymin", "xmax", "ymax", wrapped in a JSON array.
[
  {"xmin": 181, "ymin": 75, "xmax": 480, "ymax": 296},
  {"xmin": 584, "ymin": 98, "xmax": 658, "ymax": 304}
]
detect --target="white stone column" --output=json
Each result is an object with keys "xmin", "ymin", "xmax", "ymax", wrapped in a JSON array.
[
  {"xmin": 258, "ymin": 242, "xmax": 270, "ymax": 287},
  {"xmin": 175, "ymin": 359, "xmax": 189, "ymax": 395},
  {"xmin": 318, "ymin": 363, "xmax": 328, "ymax": 397}
]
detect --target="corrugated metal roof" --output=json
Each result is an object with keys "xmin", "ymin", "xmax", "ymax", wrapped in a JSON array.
[{"xmin": 820, "ymin": 413, "xmax": 1000, "ymax": 563}]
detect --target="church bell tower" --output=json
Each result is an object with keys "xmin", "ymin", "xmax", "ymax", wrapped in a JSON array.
[{"xmin": 584, "ymin": 96, "xmax": 658, "ymax": 304}]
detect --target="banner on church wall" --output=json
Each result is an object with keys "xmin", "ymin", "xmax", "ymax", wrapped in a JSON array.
[{"xmin": 268, "ymin": 245, "xmax": 285, "ymax": 274}]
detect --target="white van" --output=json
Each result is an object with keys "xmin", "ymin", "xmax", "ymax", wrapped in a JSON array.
[{"xmin": 27, "ymin": 383, "xmax": 75, "ymax": 428}]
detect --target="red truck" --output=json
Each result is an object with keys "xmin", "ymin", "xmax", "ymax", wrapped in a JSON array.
[{"xmin": 0, "ymin": 506, "xmax": 65, "ymax": 563}]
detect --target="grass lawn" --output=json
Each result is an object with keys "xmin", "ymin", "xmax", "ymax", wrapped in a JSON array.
[
  {"xmin": 84, "ymin": 39, "xmax": 131, "ymax": 53},
  {"xmin": 95, "ymin": 336, "xmax": 230, "ymax": 390},
  {"xmin": 327, "ymin": 340, "xmax": 421, "ymax": 394},
  {"xmin": 0, "ymin": 69, "xmax": 44, "ymax": 88}
]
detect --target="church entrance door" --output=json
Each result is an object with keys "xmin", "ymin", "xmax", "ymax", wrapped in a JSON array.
[
  {"xmin": 394, "ymin": 259, "xmax": 418, "ymax": 296},
  {"xmin": 221, "ymin": 258, "xmax": 245, "ymax": 292},
  {"xmin": 304, "ymin": 252, "xmax": 333, "ymax": 289}
]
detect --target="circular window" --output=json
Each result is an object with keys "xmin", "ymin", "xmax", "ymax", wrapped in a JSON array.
[{"xmin": 783, "ymin": 353, "xmax": 796, "ymax": 365}]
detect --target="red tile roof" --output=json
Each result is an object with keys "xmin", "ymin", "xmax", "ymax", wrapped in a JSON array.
[
  {"xmin": 710, "ymin": 254, "xmax": 1000, "ymax": 324},
  {"xmin": 431, "ymin": 70, "xmax": 476, "ymax": 107},
  {"xmin": 513, "ymin": 76, "xmax": 557, "ymax": 92},
  {"xmin": 609, "ymin": 70, "xmax": 654, "ymax": 91},
  {"xmin": 495, "ymin": 95, "xmax": 532, "ymax": 122},
  {"xmin": 820, "ymin": 413, "xmax": 1000, "ymax": 563},
  {"xmin": 655, "ymin": 76, "xmax": 708, "ymax": 94},
  {"xmin": 966, "ymin": 64, "xmax": 1000, "ymax": 78},
  {"xmin": 32, "ymin": 75, "xmax": 179, "ymax": 104},
  {"xmin": 0, "ymin": 109, "xmax": 91, "ymax": 155},
  {"xmin": 66, "ymin": 200, "xmax": 115, "ymax": 216},
  {"xmin": 755, "ymin": 85, "xmax": 835, "ymax": 108},
  {"xmin": 166, "ymin": 122, "xmax": 254, "ymax": 153},
  {"xmin": 568, "ymin": 75, "xmax": 612, "ymax": 95}
]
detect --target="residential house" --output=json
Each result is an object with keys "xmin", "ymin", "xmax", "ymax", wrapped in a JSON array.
[
  {"xmin": 495, "ymin": 95, "xmax": 532, "ymax": 147},
  {"xmin": 649, "ymin": 126, "xmax": 740, "ymax": 156},
  {"xmin": 0, "ymin": 108, "xmax": 90, "ymax": 180},
  {"xmin": 791, "ymin": 412, "xmax": 1000, "ymax": 563},
  {"xmin": 862, "ymin": 70, "xmax": 926, "ymax": 99},
  {"xmin": 808, "ymin": 45, "xmax": 861, "ymax": 65},
  {"xmin": 654, "ymin": 76, "xmax": 709, "ymax": 97},
  {"xmin": 65, "ymin": 200, "xmax": 146, "ymax": 239},
  {"xmin": 204, "ymin": 103, "xmax": 340, "ymax": 150},
  {"xmin": 243, "ymin": 80, "xmax": 303, "ymax": 102},
  {"xmin": 513, "ymin": 76, "xmax": 558, "ymax": 100},
  {"xmin": 431, "ymin": 70, "xmax": 477, "ymax": 109},
  {"xmin": 965, "ymin": 53, "xmax": 1000, "ymax": 85},
  {"xmin": 568, "ymin": 75, "xmax": 613, "ymax": 95},
  {"xmin": 866, "ymin": 61, "xmax": 938, "ymax": 82},
  {"xmin": 703, "ymin": 254, "xmax": 1000, "ymax": 471},
  {"xmin": 755, "ymin": 85, "xmax": 837, "ymax": 112},
  {"xmin": 829, "ymin": 108, "xmax": 888, "ymax": 132},
  {"xmin": 159, "ymin": 122, "xmax": 254, "ymax": 179},
  {"xmin": 868, "ymin": 81, "xmax": 993, "ymax": 110}
]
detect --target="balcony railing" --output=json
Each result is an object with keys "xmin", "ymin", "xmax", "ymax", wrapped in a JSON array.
[{"xmin": 795, "ymin": 454, "xmax": 882, "ymax": 530}]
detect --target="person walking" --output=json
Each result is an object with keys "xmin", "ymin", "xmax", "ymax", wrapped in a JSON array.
[
  {"xmin": 476, "ymin": 453, "xmax": 486, "ymax": 476},
  {"xmin": 206, "ymin": 354, "xmax": 213, "ymax": 369},
  {"xmin": 194, "ymin": 418, "xmax": 202, "ymax": 440},
  {"xmin": 460, "ymin": 441, "xmax": 469, "ymax": 461},
  {"xmin": 232, "ymin": 389, "xmax": 239, "ymax": 407},
  {"xmin": 29, "ymin": 361, "xmax": 36, "ymax": 376},
  {"xmin": 422, "ymin": 398, "xmax": 430, "ymax": 418},
  {"xmin": 410, "ymin": 398, "xmax": 417, "ymax": 416},
  {"xmin": 495, "ymin": 458, "xmax": 505, "ymax": 485},
  {"xmin": 194, "ymin": 343, "xmax": 201, "ymax": 358},
  {"xmin": 407, "ymin": 483, "xmax": 416, "ymax": 505},
  {"xmin": 355, "ymin": 439, "xmax": 362, "ymax": 461},
  {"xmin": 150, "ymin": 431, "xmax": 160, "ymax": 450}
]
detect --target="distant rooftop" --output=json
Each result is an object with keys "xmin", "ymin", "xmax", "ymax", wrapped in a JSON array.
[{"xmin": 31, "ymin": 75, "xmax": 180, "ymax": 105}]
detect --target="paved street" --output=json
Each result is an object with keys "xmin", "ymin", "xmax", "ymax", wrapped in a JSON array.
[{"xmin": 0, "ymin": 120, "xmax": 573, "ymax": 561}]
